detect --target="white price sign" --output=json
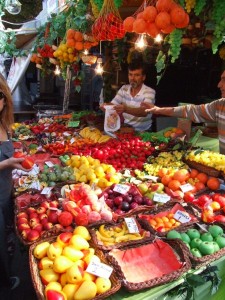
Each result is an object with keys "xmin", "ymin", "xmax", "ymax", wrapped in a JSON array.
[
  {"xmin": 41, "ymin": 187, "xmax": 53, "ymax": 195},
  {"xmin": 86, "ymin": 260, "xmax": 113, "ymax": 279},
  {"xmin": 29, "ymin": 181, "xmax": 41, "ymax": 190},
  {"xmin": 113, "ymin": 184, "xmax": 130, "ymax": 195},
  {"xmin": 180, "ymin": 183, "xmax": 194, "ymax": 193},
  {"xmin": 143, "ymin": 175, "xmax": 158, "ymax": 182},
  {"xmin": 153, "ymin": 193, "xmax": 170, "ymax": 203},
  {"xmin": 63, "ymin": 132, "xmax": 71, "ymax": 137},
  {"xmin": 70, "ymin": 137, "xmax": 75, "ymax": 144},
  {"xmin": 45, "ymin": 161, "xmax": 54, "ymax": 167},
  {"xmin": 174, "ymin": 210, "xmax": 191, "ymax": 223},
  {"xmin": 124, "ymin": 217, "xmax": 139, "ymax": 233}
]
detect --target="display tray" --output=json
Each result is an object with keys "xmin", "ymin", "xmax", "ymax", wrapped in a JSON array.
[
  {"xmin": 183, "ymin": 159, "xmax": 221, "ymax": 177},
  {"xmin": 106, "ymin": 238, "xmax": 191, "ymax": 292},
  {"xmin": 29, "ymin": 236, "xmax": 121, "ymax": 300}
]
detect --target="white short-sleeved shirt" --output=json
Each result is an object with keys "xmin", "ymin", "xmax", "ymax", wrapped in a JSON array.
[{"xmin": 111, "ymin": 84, "xmax": 155, "ymax": 131}]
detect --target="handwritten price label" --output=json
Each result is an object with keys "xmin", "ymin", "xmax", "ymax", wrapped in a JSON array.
[
  {"xmin": 124, "ymin": 217, "xmax": 139, "ymax": 233},
  {"xmin": 153, "ymin": 193, "xmax": 170, "ymax": 203},
  {"xmin": 41, "ymin": 187, "xmax": 53, "ymax": 195},
  {"xmin": 63, "ymin": 132, "xmax": 71, "ymax": 136},
  {"xmin": 70, "ymin": 137, "xmax": 75, "ymax": 144},
  {"xmin": 180, "ymin": 183, "xmax": 194, "ymax": 193},
  {"xmin": 45, "ymin": 161, "xmax": 54, "ymax": 167},
  {"xmin": 86, "ymin": 259, "xmax": 113, "ymax": 279},
  {"xmin": 143, "ymin": 175, "xmax": 158, "ymax": 182},
  {"xmin": 174, "ymin": 210, "xmax": 191, "ymax": 223},
  {"xmin": 113, "ymin": 184, "xmax": 130, "ymax": 195}
]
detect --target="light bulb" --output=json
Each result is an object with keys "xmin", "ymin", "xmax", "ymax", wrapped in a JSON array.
[
  {"xmin": 83, "ymin": 49, "xmax": 89, "ymax": 55},
  {"xmin": 135, "ymin": 34, "xmax": 148, "ymax": 51},
  {"xmin": 5, "ymin": 0, "xmax": 22, "ymax": 15},
  {"xmin": 154, "ymin": 34, "xmax": 163, "ymax": 43},
  {"xmin": 95, "ymin": 58, "xmax": 103, "ymax": 75},
  {"xmin": 54, "ymin": 65, "xmax": 61, "ymax": 76}
]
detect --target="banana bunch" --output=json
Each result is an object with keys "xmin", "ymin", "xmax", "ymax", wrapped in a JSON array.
[
  {"xmin": 95, "ymin": 223, "xmax": 148, "ymax": 246},
  {"xmin": 11, "ymin": 122, "xmax": 23, "ymax": 130},
  {"xmin": 79, "ymin": 127, "xmax": 111, "ymax": 143}
]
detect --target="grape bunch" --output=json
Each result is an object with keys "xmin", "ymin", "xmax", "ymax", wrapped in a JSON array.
[
  {"xmin": 185, "ymin": 0, "xmax": 196, "ymax": 13},
  {"xmin": 168, "ymin": 29, "xmax": 183, "ymax": 63},
  {"xmin": 211, "ymin": 0, "xmax": 225, "ymax": 53},
  {"xmin": 194, "ymin": 0, "xmax": 207, "ymax": 16}
]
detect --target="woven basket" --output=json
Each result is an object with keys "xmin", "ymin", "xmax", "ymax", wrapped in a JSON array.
[
  {"xmin": 29, "ymin": 236, "xmax": 121, "ymax": 300},
  {"xmin": 172, "ymin": 222, "xmax": 225, "ymax": 269},
  {"xmin": 184, "ymin": 159, "xmax": 221, "ymax": 177},
  {"xmin": 89, "ymin": 219, "xmax": 153, "ymax": 251},
  {"xmin": 105, "ymin": 238, "xmax": 191, "ymax": 292},
  {"xmin": 137, "ymin": 202, "xmax": 198, "ymax": 237}
]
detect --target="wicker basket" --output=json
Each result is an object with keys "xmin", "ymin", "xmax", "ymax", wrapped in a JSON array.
[
  {"xmin": 168, "ymin": 222, "xmax": 225, "ymax": 269},
  {"xmin": 89, "ymin": 219, "xmax": 153, "ymax": 251},
  {"xmin": 105, "ymin": 238, "xmax": 191, "ymax": 292},
  {"xmin": 184, "ymin": 159, "xmax": 221, "ymax": 177},
  {"xmin": 137, "ymin": 202, "xmax": 198, "ymax": 237},
  {"xmin": 29, "ymin": 236, "xmax": 121, "ymax": 300}
]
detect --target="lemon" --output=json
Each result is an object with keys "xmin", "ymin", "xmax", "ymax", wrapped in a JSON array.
[
  {"xmin": 97, "ymin": 178, "xmax": 109, "ymax": 188},
  {"xmin": 109, "ymin": 174, "xmax": 121, "ymax": 184}
]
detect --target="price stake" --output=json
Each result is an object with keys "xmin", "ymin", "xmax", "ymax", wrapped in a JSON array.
[
  {"xmin": 29, "ymin": 181, "xmax": 41, "ymax": 190},
  {"xmin": 124, "ymin": 217, "xmax": 139, "ymax": 233},
  {"xmin": 174, "ymin": 210, "xmax": 191, "ymax": 223},
  {"xmin": 153, "ymin": 193, "xmax": 170, "ymax": 203},
  {"xmin": 180, "ymin": 183, "xmax": 194, "ymax": 193},
  {"xmin": 70, "ymin": 137, "xmax": 75, "ymax": 144},
  {"xmin": 45, "ymin": 161, "xmax": 54, "ymax": 167},
  {"xmin": 143, "ymin": 175, "xmax": 158, "ymax": 182},
  {"xmin": 63, "ymin": 132, "xmax": 71, "ymax": 136},
  {"xmin": 86, "ymin": 259, "xmax": 113, "ymax": 279},
  {"xmin": 113, "ymin": 184, "xmax": 130, "ymax": 195}
]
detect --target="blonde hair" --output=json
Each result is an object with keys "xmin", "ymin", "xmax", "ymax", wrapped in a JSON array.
[{"xmin": 0, "ymin": 73, "xmax": 14, "ymax": 131}]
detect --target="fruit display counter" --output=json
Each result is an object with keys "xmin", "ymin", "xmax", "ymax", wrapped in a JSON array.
[{"xmin": 11, "ymin": 115, "xmax": 225, "ymax": 299}]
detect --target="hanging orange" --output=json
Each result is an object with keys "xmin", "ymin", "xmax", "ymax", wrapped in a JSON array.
[
  {"xmin": 156, "ymin": 0, "xmax": 174, "ymax": 12},
  {"xmin": 74, "ymin": 42, "xmax": 84, "ymax": 51},
  {"xmin": 66, "ymin": 29, "xmax": 76, "ymax": 39},
  {"xmin": 74, "ymin": 31, "xmax": 83, "ymax": 42},
  {"xmin": 123, "ymin": 16, "xmax": 135, "ymax": 32},
  {"xmin": 170, "ymin": 6, "xmax": 186, "ymax": 26},
  {"xmin": 133, "ymin": 18, "xmax": 147, "ymax": 33},
  {"xmin": 146, "ymin": 22, "xmax": 160, "ymax": 38},
  {"xmin": 143, "ymin": 6, "xmax": 157, "ymax": 22},
  {"xmin": 66, "ymin": 38, "xmax": 76, "ymax": 48},
  {"xmin": 175, "ymin": 13, "xmax": 190, "ymax": 28},
  {"xmin": 155, "ymin": 11, "xmax": 171, "ymax": 30},
  {"xmin": 136, "ymin": 12, "xmax": 144, "ymax": 19},
  {"xmin": 161, "ymin": 23, "xmax": 175, "ymax": 34}
]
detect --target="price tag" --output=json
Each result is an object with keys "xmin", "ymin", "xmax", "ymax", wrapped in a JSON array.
[
  {"xmin": 153, "ymin": 193, "xmax": 170, "ymax": 203},
  {"xmin": 29, "ymin": 164, "xmax": 39, "ymax": 175},
  {"xmin": 70, "ymin": 137, "xmax": 75, "ymax": 144},
  {"xmin": 113, "ymin": 184, "xmax": 130, "ymax": 195},
  {"xmin": 29, "ymin": 181, "xmax": 41, "ymax": 190},
  {"xmin": 63, "ymin": 132, "xmax": 71, "ymax": 137},
  {"xmin": 68, "ymin": 121, "xmax": 80, "ymax": 127},
  {"xmin": 86, "ymin": 259, "xmax": 113, "ymax": 279},
  {"xmin": 41, "ymin": 187, "xmax": 53, "ymax": 195},
  {"xmin": 174, "ymin": 210, "xmax": 191, "ymax": 223},
  {"xmin": 45, "ymin": 161, "xmax": 54, "ymax": 167},
  {"xmin": 143, "ymin": 175, "xmax": 158, "ymax": 182},
  {"xmin": 180, "ymin": 183, "xmax": 194, "ymax": 193},
  {"xmin": 124, "ymin": 217, "xmax": 139, "ymax": 233}
]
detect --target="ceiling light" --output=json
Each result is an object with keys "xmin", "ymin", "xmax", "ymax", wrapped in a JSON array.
[{"xmin": 5, "ymin": 0, "xmax": 22, "ymax": 15}]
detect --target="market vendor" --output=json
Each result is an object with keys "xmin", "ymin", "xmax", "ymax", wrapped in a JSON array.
[
  {"xmin": 100, "ymin": 60, "xmax": 156, "ymax": 131},
  {"xmin": 142, "ymin": 69, "xmax": 225, "ymax": 154},
  {"xmin": 0, "ymin": 73, "xmax": 28, "ymax": 291}
]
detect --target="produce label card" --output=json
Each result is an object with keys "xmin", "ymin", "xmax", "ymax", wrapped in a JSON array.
[
  {"xmin": 113, "ymin": 184, "xmax": 130, "ymax": 194},
  {"xmin": 45, "ymin": 161, "xmax": 54, "ymax": 167},
  {"xmin": 68, "ymin": 121, "xmax": 80, "ymax": 127},
  {"xmin": 174, "ymin": 210, "xmax": 191, "ymax": 223},
  {"xmin": 153, "ymin": 193, "xmax": 170, "ymax": 203},
  {"xmin": 86, "ymin": 260, "xmax": 113, "ymax": 279},
  {"xmin": 180, "ymin": 183, "xmax": 194, "ymax": 193},
  {"xmin": 41, "ymin": 187, "xmax": 53, "ymax": 195},
  {"xmin": 124, "ymin": 217, "xmax": 139, "ymax": 233},
  {"xmin": 70, "ymin": 137, "xmax": 75, "ymax": 144}
]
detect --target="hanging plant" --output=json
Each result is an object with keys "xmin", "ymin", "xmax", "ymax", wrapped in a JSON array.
[{"xmin": 92, "ymin": 0, "xmax": 123, "ymax": 11}]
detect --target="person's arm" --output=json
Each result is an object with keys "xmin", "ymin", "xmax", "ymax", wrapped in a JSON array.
[
  {"xmin": 114, "ymin": 104, "xmax": 148, "ymax": 116},
  {"xmin": 0, "ymin": 157, "xmax": 28, "ymax": 171},
  {"xmin": 142, "ymin": 103, "xmax": 176, "ymax": 116}
]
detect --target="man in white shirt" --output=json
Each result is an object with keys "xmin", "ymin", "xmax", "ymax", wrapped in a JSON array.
[{"xmin": 101, "ymin": 60, "xmax": 155, "ymax": 131}]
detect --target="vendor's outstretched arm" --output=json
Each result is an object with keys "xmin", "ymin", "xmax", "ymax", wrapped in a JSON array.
[{"xmin": 142, "ymin": 103, "xmax": 175, "ymax": 116}]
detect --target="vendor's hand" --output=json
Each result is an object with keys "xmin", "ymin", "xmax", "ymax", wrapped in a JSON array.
[
  {"xmin": 114, "ymin": 104, "xmax": 126, "ymax": 114},
  {"xmin": 140, "ymin": 102, "xmax": 155, "ymax": 110},
  {"xmin": 7, "ymin": 157, "xmax": 30, "ymax": 171},
  {"xmin": 99, "ymin": 102, "xmax": 113, "ymax": 112}
]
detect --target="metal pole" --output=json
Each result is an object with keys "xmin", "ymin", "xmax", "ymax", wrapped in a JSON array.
[{"xmin": 63, "ymin": 65, "xmax": 72, "ymax": 113}]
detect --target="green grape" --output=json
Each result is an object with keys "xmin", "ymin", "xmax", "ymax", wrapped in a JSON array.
[{"xmin": 194, "ymin": 0, "xmax": 207, "ymax": 15}]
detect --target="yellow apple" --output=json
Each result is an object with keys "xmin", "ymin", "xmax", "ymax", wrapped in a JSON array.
[
  {"xmin": 69, "ymin": 235, "xmax": 89, "ymax": 250},
  {"xmin": 66, "ymin": 264, "xmax": 83, "ymax": 284},
  {"xmin": 47, "ymin": 242, "xmax": 63, "ymax": 260},
  {"xmin": 74, "ymin": 280, "xmax": 97, "ymax": 300},
  {"xmin": 95, "ymin": 277, "xmax": 112, "ymax": 294},
  {"xmin": 45, "ymin": 281, "xmax": 62, "ymax": 293},
  {"xmin": 62, "ymin": 246, "xmax": 84, "ymax": 262},
  {"xmin": 62, "ymin": 283, "xmax": 79, "ymax": 300},
  {"xmin": 53, "ymin": 255, "xmax": 73, "ymax": 273},
  {"xmin": 33, "ymin": 241, "xmax": 50, "ymax": 259},
  {"xmin": 73, "ymin": 226, "xmax": 91, "ymax": 241},
  {"xmin": 40, "ymin": 269, "xmax": 59, "ymax": 285}
]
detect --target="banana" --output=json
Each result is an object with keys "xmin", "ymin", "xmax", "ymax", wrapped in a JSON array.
[
  {"xmin": 98, "ymin": 225, "xmax": 114, "ymax": 238},
  {"xmin": 115, "ymin": 235, "xmax": 130, "ymax": 243},
  {"xmin": 113, "ymin": 224, "xmax": 127, "ymax": 237},
  {"xmin": 96, "ymin": 231, "xmax": 115, "ymax": 243}
]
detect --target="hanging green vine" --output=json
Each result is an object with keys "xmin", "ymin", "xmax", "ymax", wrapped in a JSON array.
[
  {"xmin": 211, "ymin": 0, "xmax": 225, "ymax": 54},
  {"xmin": 167, "ymin": 29, "xmax": 183, "ymax": 63},
  {"xmin": 92, "ymin": 0, "xmax": 123, "ymax": 11},
  {"xmin": 194, "ymin": 0, "xmax": 207, "ymax": 16}
]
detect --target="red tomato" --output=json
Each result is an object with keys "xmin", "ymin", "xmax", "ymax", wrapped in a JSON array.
[
  {"xmin": 183, "ymin": 191, "xmax": 195, "ymax": 203},
  {"xmin": 13, "ymin": 151, "xmax": 25, "ymax": 158},
  {"xmin": 21, "ymin": 157, "xmax": 34, "ymax": 169},
  {"xmin": 213, "ymin": 215, "xmax": 225, "ymax": 223}
]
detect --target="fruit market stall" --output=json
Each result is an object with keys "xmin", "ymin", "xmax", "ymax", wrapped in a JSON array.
[{"xmin": 10, "ymin": 110, "xmax": 225, "ymax": 300}]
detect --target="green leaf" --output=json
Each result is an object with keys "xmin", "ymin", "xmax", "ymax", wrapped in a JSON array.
[{"xmin": 186, "ymin": 274, "xmax": 206, "ymax": 287}]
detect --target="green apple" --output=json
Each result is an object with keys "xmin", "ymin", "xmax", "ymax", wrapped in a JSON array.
[
  {"xmin": 151, "ymin": 183, "xmax": 164, "ymax": 193},
  {"xmin": 199, "ymin": 241, "xmax": 215, "ymax": 255},
  {"xmin": 186, "ymin": 228, "xmax": 201, "ymax": 240},
  {"xmin": 180, "ymin": 232, "xmax": 191, "ymax": 244},
  {"xmin": 190, "ymin": 238, "xmax": 202, "ymax": 249},
  {"xmin": 144, "ymin": 191, "xmax": 156, "ymax": 200},
  {"xmin": 200, "ymin": 232, "xmax": 213, "ymax": 242},
  {"xmin": 191, "ymin": 248, "xmax": 202, "ymax": 258},
  {"xmin": 215, "ymin": 236, "xmax": 225, "ymax": 249},
  {"xmin": 208, "ymin": 225, "xmax": 224, "ymax": 238},
  {"xmin": 212, "ymin": 241, "xmax": 220, "ymax": 252},
  {"xmin": 166, "ymin": 230, "xmax": 181, "ymax": 239},
  {"xmin": 137, "ymin": 183, "xmax": 149, "ymax": 195},
  {"xmin": 183, "ymin": 241, "xmax": 191, "ymax": 250}
]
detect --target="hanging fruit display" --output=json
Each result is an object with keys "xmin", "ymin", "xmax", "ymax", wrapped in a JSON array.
[
  {"xmin": 65, "ymin": 29, "xmax": 98, "ymax": 51},
  {"xmin": 92, "ymin": 0, "xmax": 125, "ymax": 41}
]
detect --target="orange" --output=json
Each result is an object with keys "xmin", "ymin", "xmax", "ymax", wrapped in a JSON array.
[
  {"xmin": 66, "ymin": 38, "xmax": 76, "ymax": 48},
  {"xmin": 66, "ymin": 28, "xmax": 76, "ymax": 39},
  {"xmin": 161, "ymin": 175, "xmax": 172, "ymax": 186},
  {"xmin": 146, "ymin": 21, "xmax": 160, "ymax": 38},
  {"xmin": 155, "ymin": 11, "xmax": 171, "ymax": 30},
  {"xmin": 196, "ymin": 172, "xmax": 208, "ymax": 184},
  {"xmin": 133, "ymin": 18, "xmax": 147, "ymax": 33},
  {"xmin": 194, "ymin": 181, "xmax": 205, "ymax": 191},
  {"xmin": 173, "ymin": 169, "xmax": 189, "ymax": 183},
  {"xmin": 136, "ymin": 12, "xmax": 144, "ymax": 19},
  {"xmin": 143, "ymin": 6, "xmax": 157, "ymax": 22},
  {"xmin": 74, "ymin": 42, "xmax": 84, "ymax": 51},
  {"xmin": 168, "ymin": 179, "xmax": 181, "ymax": 191},
  {"xmin": 156, "ymin": 0, "xmax": 174, "ymax": 12},
  {"xmin": 189, "ymin": 168, "xmax": 199, "ymax": 178},
  {"xmin": 207, "ymin": 177, "xmax": 220, "ymax": 191},
  {"xmin": 74, "ymin": 31, "xmax": 83, "ymax": 42},
  {"xmin": 123, "ymin": 16, "xmax": 135, "ymax": 32},
  {"xmin": 158, "ymin": 168, "xmax": 169, "ymax": 177}
]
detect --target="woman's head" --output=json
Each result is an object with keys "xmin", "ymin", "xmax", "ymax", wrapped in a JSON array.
[{"xmin": 0, "ymin": 73, "xmax": 14, "ymax": 129}]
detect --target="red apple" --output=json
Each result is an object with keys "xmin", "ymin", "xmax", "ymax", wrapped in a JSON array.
[
  {"xmin": 29, "ymin": 217, "xmax": 40, "ymax": 228},
  {"xmin": 213, "ymin": 195, "xmax": 225, "ymax": 208},
  {"xmin": 29, "ymin": 212, "xmax": 38, "ymax": 219},
  {"xmin": 47, "ymin": 211, "xmax": 59, "ymax": 224},
  {"xmin": 39, "ymin": 213, "xmax": 48, "ymax": 221},
  {"xmin": 41, "ymin": 218, "xmax": 48, "ymax": 226},
  {"xmin": 43, "ymin": 222, "xmax": 53, "ymax": 230},
  {"xmin": 40, "ymin": 201, "xmax": 50, "ymax": 209},
  {"xmin": 49, "ymin": 200, "xmax": 59, "ymax": 208},
  {"xmin": 56, "ymin": 232, "xmax": 73, "ymax": 247},
  {"xmin": 17, "ymin": 212, "xmax": 28, "ymax": 219},
  {"xmin": 36, "ymin": 207, "xmax": 46, "ymax": 214},
  {"xmin": 21, "ymin": 228, "xmax": 32, "ymax": 240},
  {"xmin": 183, "ymin": 191, "xmax": 195, "ymax": 203},
  {"xmin": 58, "ymin": 211, "xmax": 73, "ymax": 227},
  {"xmin": 26, "ymin": 229, "xmax": 40, "ymax": 242},
  {"xmin": 17, "ymin": 223, "xmax": 31, "ymax": 232},
  {"xmin": 114, "ymin": 196, "xmax": 123, "ymax": 206},
  {"xmin": 26, "ymin": 207, "xmax": 37, "ymax": 215},
  {"xmin": 32, "ymin": 223, "xmax": 43, "ymax": 233},
  {"xmin": 213, "ymin": 215, "xmax": 225, "ymax": 223},
  {"xmin": 17, "ymin": 217, "xmax": 29, "ymax": 225}
]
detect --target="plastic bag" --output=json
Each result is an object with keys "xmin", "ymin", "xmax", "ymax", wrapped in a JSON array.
[{"xmin": 104, "ymin": 105, "xmax": 120, "ymax": 132}]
